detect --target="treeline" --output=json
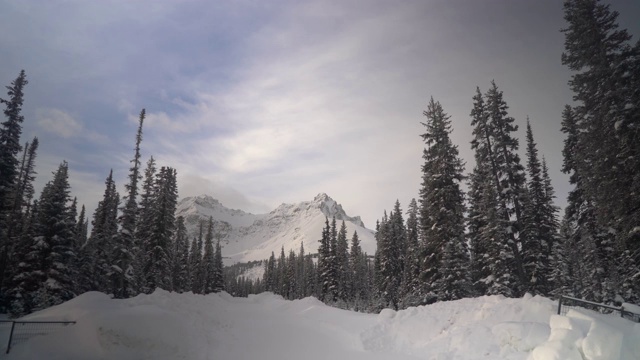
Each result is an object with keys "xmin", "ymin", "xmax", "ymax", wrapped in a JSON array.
[
  {"xmin": 0, "ymin": 71, "xmax": 227, "ymax": 317},
  {"xmin": 233, "ymin": 0, "xmax": 640, "ymax": 310}
]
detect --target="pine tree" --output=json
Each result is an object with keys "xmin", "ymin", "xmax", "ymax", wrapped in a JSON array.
[
  {"xmin": 562, "ymin": 0, "xmax": 640, "ymax": 302},
  {"xmin": 212, "ymin": 238, "xmax": 224, "ymax": 293},
  {"xmin": 0, "ymin": 70, "xmax": 28, "ymax": 300},
  {"xmin": 116, "ymin": 109, "xmax": 145, "ymax": 298},
  {"xmin": 189, "ymin": 221, "xmax": 204, "ymax": 294},
  {"xmin": 467, "ymin": 165, "xmax": 493, "ymax": 296},
  {"xmin": 85, "ymin": 170, "xmax": 120, "ymax": 294},
  {"xmin": 171, "ymin": 216, "xmax": 189, "ymax": 292},
  {"xmin": 336, "ymin": 220, "xmax": 350, "ymax": 301},
  {"xmin": 317, "ymin": 217, "xmax": 331, "ymax": 301},
  {"xmin": 144, "ymin": 166, "xmax": 178, "ymax": 292},
  {"xmin": 136, "ymin": 157, "xmax": 156, "ymax": 293},
  {"xmin": 296, "ymin": 242, "xmax": 306, "ymax": 298},
  {"xmin": 400, "ymin": 198, "xmax": 421, "ymax": 306},
  {"xmin": 419, "ymin": 97, "xmax": 470, "ymax": 302},
  {"xmin": 521, "ymin": 119, "xmax": 551, "ymax": 295},
  {"xmin": 349, "ymin": 231, "xmax": 368, "ymax": 306},
  {"xmin": 375, "ymin": 210, "xmax": 401, "ymax": 309},
  {"xmin": 202, "ymin": 217, "xmax": 215, "ymax": 294},
  {"xmin": 7, "ymin": 200, "xmax": 39, "ymax": 316},
  {"xmin": 30, "ymin": 162, "xmax": 77, "ymax": 310}
]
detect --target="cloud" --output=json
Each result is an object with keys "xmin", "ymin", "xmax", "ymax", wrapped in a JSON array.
[
  {"xmin": 35, "ymin": 107, "xmax": 109, "ymax": 145},
  {"xmin": 36, "ymin": 108, "xmax": 83, "ymax": 138}
]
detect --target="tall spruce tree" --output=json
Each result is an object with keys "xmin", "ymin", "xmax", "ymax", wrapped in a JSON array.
[
  {"xmin": 400, "ymin": 198, "xmax": 421, "ymax": 306},
  {"xmin": 145, "ymin": 166, "xmax": 178, "ymax": 292},
  {"xmin": 87, "ymin": 170, "xmax": 120, "ymax": 294},
  {"xmin": 212, "ymin": 238, "xmax": 224, "ymax": 293},
  {"xmin": 171, "ymin": 216, "xmax": 189, "ymax": 292},
  {"xmin": 116, "ymin": 109, "xmax": 145, "ymax": 298},
  {"xmin": 562, "ymin": 0, "xmax": 640, "ymax": 302},
  {"xmin": 375, "ymin": 210, "xmax": 401, "ymax": 309},
  {"xmin": 30, "ymin": 162, "xmax": 77, "ymax": 310},
  {"xmin": 419, "ymin": 97, "xmax": 469, "ymax": 302},
  {"xmin": 202, "ymin": 217, "xmax": 215, "ymax": 294},
  {"xmin": 522, "ymin": 119, "xmax": 551, "ymax": 295},
  {"xmin": 336, "ymin": 220, "xmax": 350, "ymax": 301},
  {"xmin": 189, "ymin": 221, "xmax": 204, "ymax": 294},
  {"xmin": 0, "ymin": 70, "xmax": 28, "ymax": 300}
]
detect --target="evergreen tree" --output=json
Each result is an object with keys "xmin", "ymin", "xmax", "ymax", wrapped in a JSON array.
[
  {"xmin": 189, "ymin": 221, "xmax": 204, "ymax": 293},
  {"xmin": 317, "ymin": 217, "xmax": 332, "ymax": 301},
  {"xmin": 375, "ymin": 210, "xmax": 400, "ymax": 309},
  {"xmin": 7, "ymin": 200, "xmax": 39, "ymax": 316},
  {"xmin": 419, "ymin": 97, "xmax": 470, "ymax": 302},
  {"xmin": 521, "ymin": 119, "xmax": 551, "ymax": 295},
  {"xmin": 30, "ymin": 162, "xmax": 77, "ymax": 310},
  {"xmin": 202, "ymin": 217, "xmax": 215, "ymax": 294},
  {"xmin": 171, "ymin": 216, "xmax": 189, "ymax": 292},
  {"xmin": 135, "ymin": 157, "xmax": 156, "ymax": 293},
  {"xmin": 562, "ymin": 0, "xmax": 640, "ymax": 302},
  {"xmin": 212, "ymin": 238, "xmax": 224, "ymax": 293},
  {"xmin": 296, "ymin": 242, "xmax": 306, "ymax": 298},
  {"xmin": 86, "ymin": 170, "xmax": 120, "ymax": 294},
  {"xmin": 400, "ymin": 198, "xmax": 421, "ymax": 306},
  {"xmin": 336, "ymin": 220, "xmax": 350, "ymax": 301},
  {"xmin": 145, "ymin": 166, "xmax": 178, "ymax": 291},
  {"xmin": 0, "ymin": 70, "xmax": 28, "ymax": 299},
  {"xmin": 116, "ymin": 108, "xmax": 145, "ymax": 298}
]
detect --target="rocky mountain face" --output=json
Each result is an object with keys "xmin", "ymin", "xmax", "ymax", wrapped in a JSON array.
[{"xmin": 175, "ymin": 193, "xmax": 376, "ymax": 264}]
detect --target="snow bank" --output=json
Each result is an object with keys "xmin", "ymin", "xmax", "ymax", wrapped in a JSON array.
[
  {"xmin": 2, "ymin": 291, "xmax": 637, "ymax": 360},
  {"xmin": 530, "ymin": 307, "xmax": 640, "ymax": 360}
]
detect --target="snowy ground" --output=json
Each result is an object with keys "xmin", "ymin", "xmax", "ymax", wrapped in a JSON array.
[{"xmin": 2, "ymin": 291, "xmax": 639, "ymax": 360}]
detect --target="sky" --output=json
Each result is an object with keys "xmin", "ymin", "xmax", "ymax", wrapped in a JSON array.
[{"xmin": 1, "ymin": 0, "xmax": 639, "ymax": 229}]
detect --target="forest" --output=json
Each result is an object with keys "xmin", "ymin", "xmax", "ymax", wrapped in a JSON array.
[{"xmin": 0, "ymin": 0, "xmax": 638, "ymax": 317}]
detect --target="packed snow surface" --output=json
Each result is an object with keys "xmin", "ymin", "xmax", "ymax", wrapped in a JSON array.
[{"xmin": 3, "ymin": 291, "xmax": 639, "ymax": 360}]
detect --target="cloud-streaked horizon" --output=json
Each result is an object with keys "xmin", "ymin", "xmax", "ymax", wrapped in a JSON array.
[{"xmin": 1, "ymin": 0, "xmax": 639, "ymax": 228}]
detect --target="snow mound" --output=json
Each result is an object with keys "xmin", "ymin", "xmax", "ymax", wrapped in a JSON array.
[
  {"xmin": 530, "ymin": 307, "xmax": 640, "ymax": 360},
  {"xmin": 3, "ymin": 291, "xmax": 638, "ymax": 360}
]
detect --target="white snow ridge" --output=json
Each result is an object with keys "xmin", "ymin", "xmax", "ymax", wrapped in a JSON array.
[
  {"xmin": 175, "ymin": 193, "xmax": 376, "ymax": 264},
  {"xmin": 7, "ymin": 291, "xmax": 640, "ymax": 359}
]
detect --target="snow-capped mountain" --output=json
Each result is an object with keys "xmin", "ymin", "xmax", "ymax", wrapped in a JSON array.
[{"xmin": 175, "ymin": 193, "xmax": 376, "ymax": 264}]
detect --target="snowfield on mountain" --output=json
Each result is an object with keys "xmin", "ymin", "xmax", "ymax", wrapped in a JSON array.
[
  {"xmin": 4, "ymin": 291, "xmax": 639, "ymax": 360},
  {"xmin": 176, "ymin": 193, "xmax": 376, "ymax": 264}
]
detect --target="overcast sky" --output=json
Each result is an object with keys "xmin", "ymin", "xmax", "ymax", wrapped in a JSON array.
[{"xmin": 1, "ymin": 0, "xmax": 639, "ymax": 228}]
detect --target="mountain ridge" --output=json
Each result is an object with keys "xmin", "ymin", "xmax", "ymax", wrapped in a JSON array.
[{"xmin": 175, "ymin": 193, "xmax": 376, "ymax": 264}]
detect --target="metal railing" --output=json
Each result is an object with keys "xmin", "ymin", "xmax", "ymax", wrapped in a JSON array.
[
  {"xmin": 0, "ymin": 320, "xmax": 76, "ymax": 354},
  {"xmin": 557, "ymin": 295, "xmax": 640, "ymax": 323}
]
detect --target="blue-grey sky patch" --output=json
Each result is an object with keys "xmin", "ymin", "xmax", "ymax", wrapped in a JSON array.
[{"xmin": 1, "ymin": 0, "xmax": 639, "ymax": 227}]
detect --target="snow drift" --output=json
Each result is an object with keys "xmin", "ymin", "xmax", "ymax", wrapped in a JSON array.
[{"xmin": 3, "ymin": 291, "xmax": 639, "ymax": 360}]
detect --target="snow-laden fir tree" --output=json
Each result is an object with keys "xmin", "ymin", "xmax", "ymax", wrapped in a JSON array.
[
  {"xmin": 212, "ymin": 238, "xmax": 224, "ymax": 293},
  {"xmin": 375, "ymin": 210, "xmax": 401, "ymax": 309},
  {"xmin": 115, "ymin": 109, "xmax": 145, "ymax": 298},
  {"xmin": 521, "ymin": 119, "xmax": 555, "ymax": 296},
  {"xmin": 0, "ymin": 70, "xmax": 28, "ymax": 302},
  {"xmin": 84, "ymin": 170, "xmax": 119, "ymax": 294},
  {"xmin": 400, "ymin": 198, "xmax": 421, "ymax": 306},
  {"xmin": 136, "ymin": 157, "xmax": 156, "ymax": 293},
  {"xmin": 189, "ymin": 221, "xmax": 204, "ymax": 293},
  {"xmin": 419, "ymin": 97, "xmax": 469, "ymax": 302},
  {"xmin": 562, "ymin": 0, "xmax": 640, "ymax": 302},
  {"xmin": 336, "ymin": 220, "xmax": 350, "ymax": 302},
  {"xmin": 29, "ymin": 162, "xmax": 77, "ymax": 311},
  {"xmin": 202, "ymin": 217, "xmax": 216, "ymax": 294},
  {"xmin": 144, "ymin": 166, "xmax": 178, "ymax": 292},
  {"xmin": 171, "ymin": 216, "xmax": 190, "ymax": 292}
]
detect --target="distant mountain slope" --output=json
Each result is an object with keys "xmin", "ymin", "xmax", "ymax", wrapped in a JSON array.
[{"xmin": 175, "ymin": 193, "xmax": 376, "ymax": 264}]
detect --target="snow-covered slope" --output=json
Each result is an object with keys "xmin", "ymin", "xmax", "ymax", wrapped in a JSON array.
[
  {"xmin": 6, "ymin": 291, "xmax": 639, "ymax": 359},
  {"xmin": 175, "ymin": 193, "xmax": 376, "ymax": 264}
]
